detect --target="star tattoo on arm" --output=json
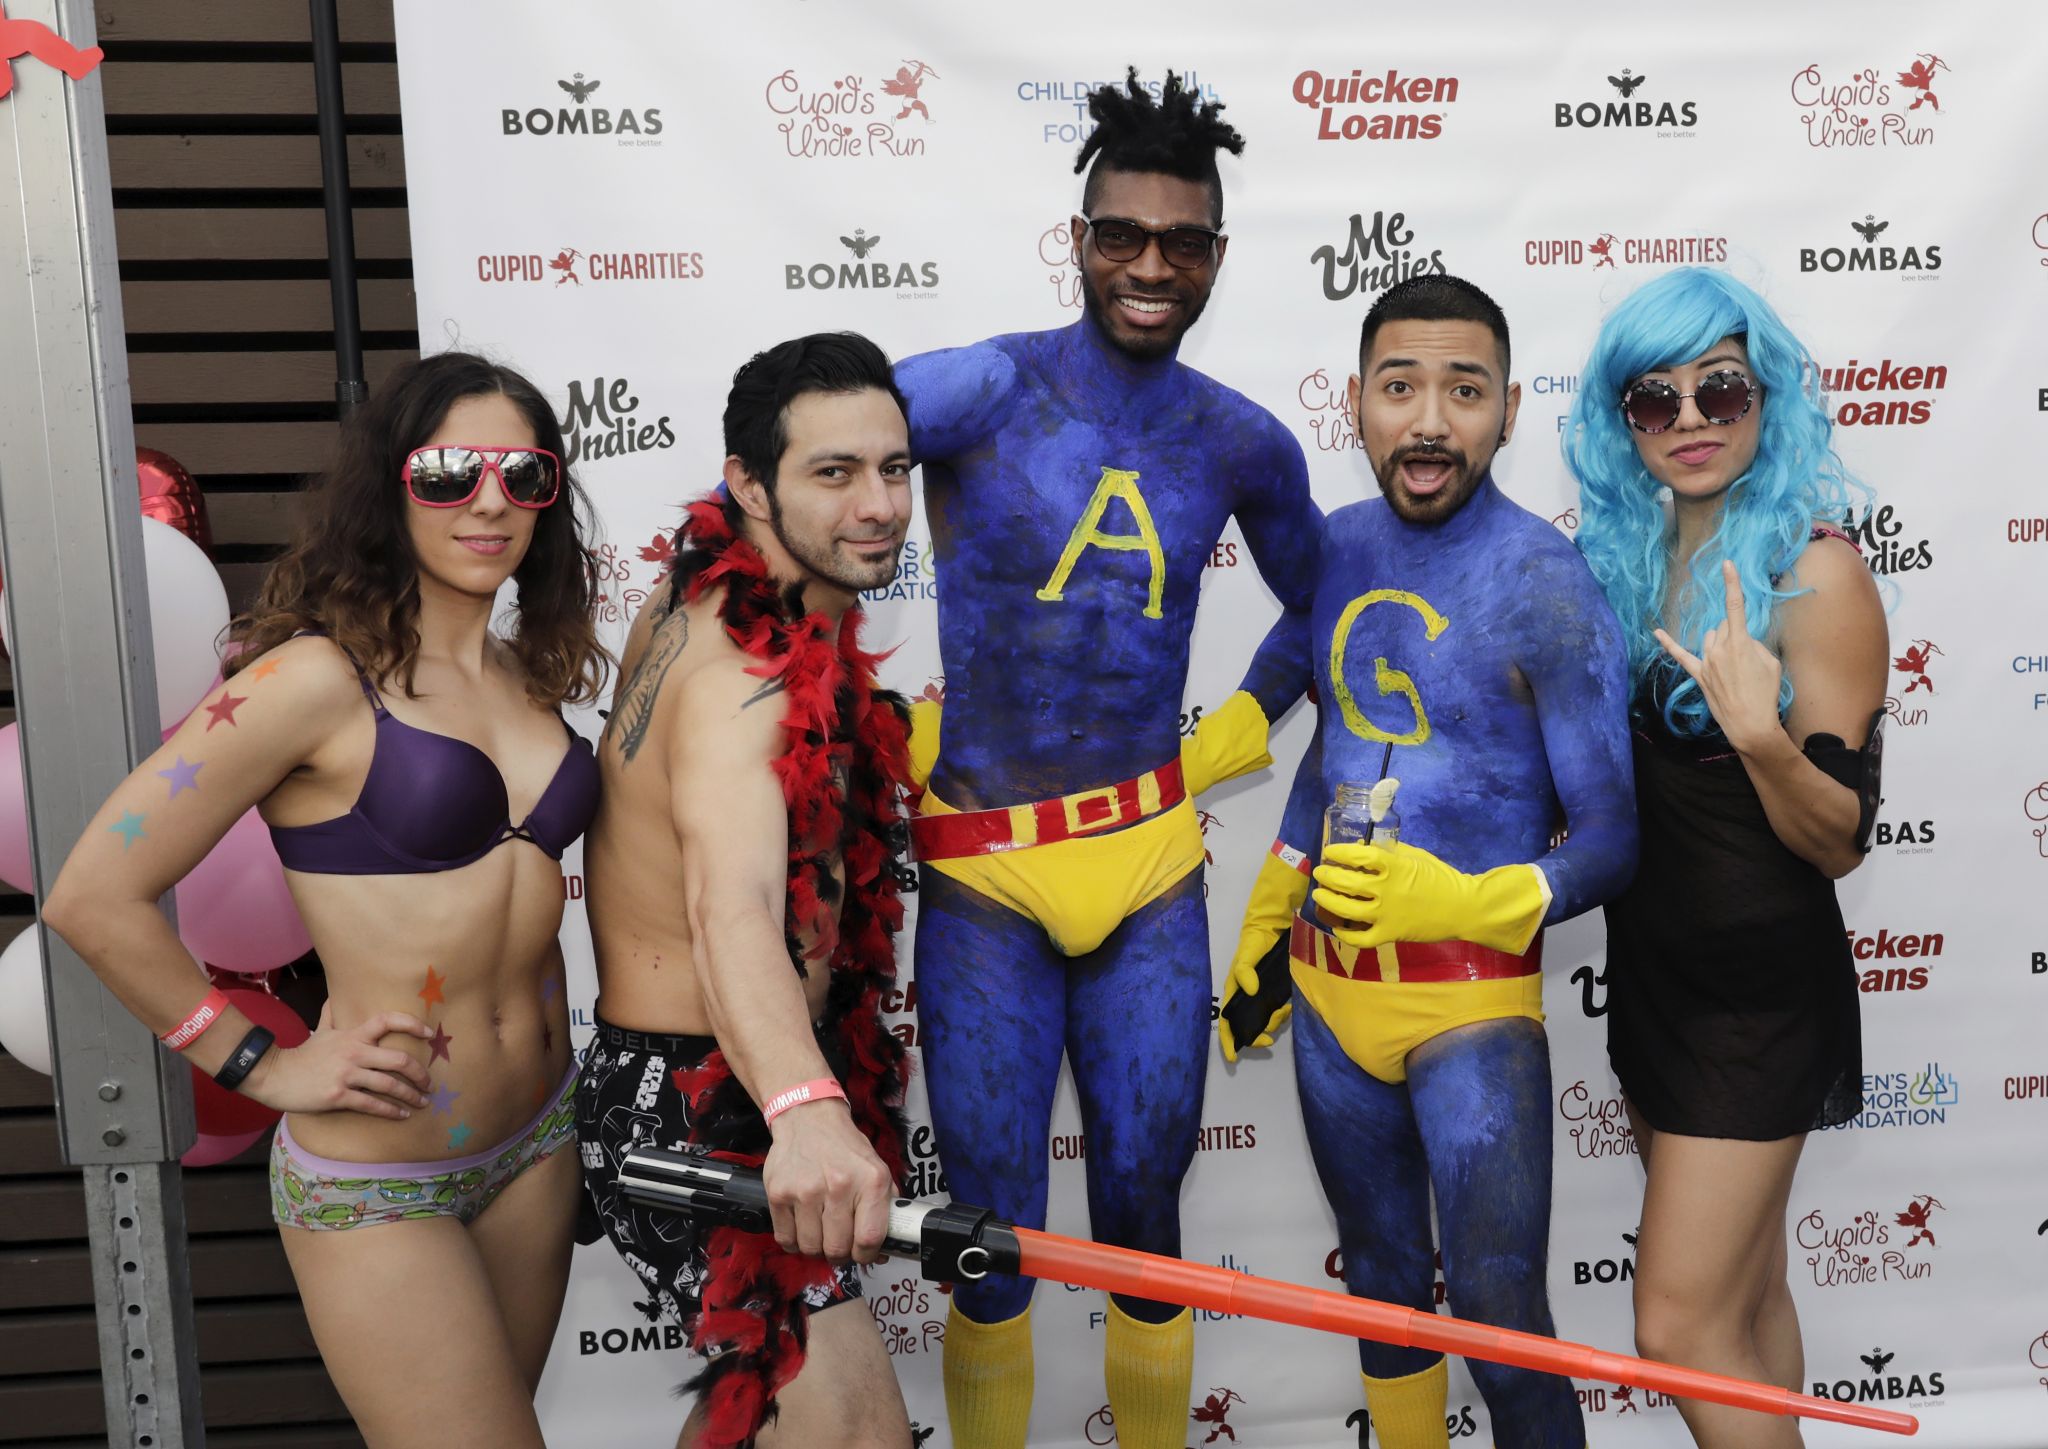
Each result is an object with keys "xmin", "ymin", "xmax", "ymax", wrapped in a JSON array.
[
  {"xmin": 202, "ymin": 691, "xmax": 247, "ymax": 730},
  {"xmin": 107, "ymin": 811, "xmax": 146, "ymax": 848},
  {"xmin": 605, "ymin": 606, "xmax": 688, "ymax": 764},
  {"xmin": 156, "ymin": 757, "xmax": 203, "ymax": 797},
  {"xmin": 427, "ymin": 1023, "xmax": 454, "ymax": 1064}
]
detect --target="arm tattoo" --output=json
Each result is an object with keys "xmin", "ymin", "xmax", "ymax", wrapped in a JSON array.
[
  {"xmin": 738, "ymin": 677, "xmax": 787, "ymax": 712},
  {"xmin": 606, "ymin": 609, "xmax": 689, "ymax": 763}
]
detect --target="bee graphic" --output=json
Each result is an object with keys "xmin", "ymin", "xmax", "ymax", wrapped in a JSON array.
[
  {"xmin": 1852, "ymin": 215, "xmax": 1890, "ymax": 245},
  {"xmin": 559, "ymin": 72, "xmax": 600, "ymax": 104},
  {"xmin": 1608, "ymin": 69, "xmax": 1647, "ymax": 99},
  {"xmin": 841, "ymin": 229, "xmax": 883, "ymax": 260},
  {"xmin": 1861, "ymin": 1348, "xmax": 1896, "ymax": 1375}
]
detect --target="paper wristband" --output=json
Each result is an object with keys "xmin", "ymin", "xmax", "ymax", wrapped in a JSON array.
[
  {"xmin": 160, "ymin": 988, "xmax": 231, "ymax": 1050},
  {"xmin": 762, "ymin": 1077, "xmax": 848, "ymax": 1125}
]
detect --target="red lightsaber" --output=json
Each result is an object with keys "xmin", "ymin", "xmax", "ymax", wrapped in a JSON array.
[{"xmin": 618, "ymin": 1150, "xmax": 1916, "ymax": 1437}]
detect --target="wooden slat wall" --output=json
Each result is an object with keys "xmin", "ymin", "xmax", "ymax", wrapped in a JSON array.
[{"xmin": 1, "ymin": 2, "xmax": 413, "ymax": 1443}]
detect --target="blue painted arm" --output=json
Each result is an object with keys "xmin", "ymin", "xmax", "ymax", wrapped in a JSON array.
[
  {"xmin": 1233, "ymin": 418, "xmax": 1321, "ymax": 616},
  {"xmin": 894, "ymin": 342, "xmax": 1018, "ymax": 462},
  {"xmin": 1235, "ymin": 607, "xmax": 1316, "ymax": 741}
]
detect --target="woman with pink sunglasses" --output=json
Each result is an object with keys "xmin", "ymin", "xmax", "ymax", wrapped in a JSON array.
[{"xmin": 44, "ymin": 352, "xmax": 609, "ymax": 1448}]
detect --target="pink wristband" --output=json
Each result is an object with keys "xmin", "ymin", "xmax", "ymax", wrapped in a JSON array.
[
  {"xmin": 161, "ymin": 988, "xmax": 231, "ymax": 1050},
  {"xmin": 762, "ymin": 1077, "xmax": 847, "ymax": 1126}
]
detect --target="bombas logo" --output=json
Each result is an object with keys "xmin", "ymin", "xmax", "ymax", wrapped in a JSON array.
[
  {"xmin": 763, "ymin": 60, "xmax": 939, "ymax": 160},
  {"xmin": 1797, "ymin": 1197, "xmax": 1944, "ymax": 1288},
  {"xmin": 785, "ymin": 228, "xmax": 940, "ymax": 298},
  {"xmin": 502, "ymin": 71, "xmax": 664, "ymax": 144},
  {"xmin": 1789, "ymin": 53, "xmax": 1949, "ymax": 150},
  {"xmin": 1298, "ymin": 369, "xmax": 1363, "ymax": 453},
  {"xmin": 1821, "ymin": 1063, "xmax": 1960, "ymax": 1132},
  {"xmin": 1800, "ymin": 215, "xmax": 1942, "ymax": 278},
  {"xmin": 1554, "ymin": 66, "xmax": 1699, "ymax": 133},
  {"xmin": 560, "ymin": 376, "xmax": 674, "ymax": 468},
  {"xmin": 1558, "ymin": 1079, "xmax": 1637, "ymax": 1160},
  {"xmin": 1292, "ymin": 65, "xmax": 1460, "ymax": 141},
  {"xmin": 1525, "ymin": 231, "xmax": 1729, "ymax": 269},
  {"xmin": 1813, "ymin": 1346, "xmax": 1947, "ymax": 1405},
  {"xmin": 861, "ymin": 538, "xmax": 937, "ymax": 602},
  {"xmin": 1016, "ymin": 70, "xmax": 1218, "ymax": 146},
  {"xmin": 1867, "ymin": 809, "xmax": 1937, "ymax": 858},
  {"xmin": 1312, "ymin": 210, "xmax": 1446, "ymax": 302},
  {"xmin": 1571, "ymin": 1227, "xmax": 1639, "ymax": 1286}
]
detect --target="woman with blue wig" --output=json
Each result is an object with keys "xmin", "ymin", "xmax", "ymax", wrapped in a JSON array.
[{"xmin": 1565, "ymin": 267, "xmax": 1887, "ymax": 1448}]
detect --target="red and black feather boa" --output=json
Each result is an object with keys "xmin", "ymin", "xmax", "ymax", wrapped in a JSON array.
[{"xmin": 658, "ymin": 498, "xmax": 914, "ymax": 1448}]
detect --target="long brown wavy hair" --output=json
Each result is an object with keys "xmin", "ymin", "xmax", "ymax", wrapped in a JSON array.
[{"xmin": 228, "ymin": 352, "xmax": 609, "ymax": 707}]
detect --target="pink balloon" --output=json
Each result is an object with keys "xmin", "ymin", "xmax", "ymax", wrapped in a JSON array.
[
  {"xmin": 0, "ymin": 725, "xmax": 31, "ymax": 894},
  {"xmin": 181, "ymin": 1122, "xmax": 270, "ymax": 1168},
  {"xmin": 175, "ymin": 810, "xmax": 311, "ymax": 974}
]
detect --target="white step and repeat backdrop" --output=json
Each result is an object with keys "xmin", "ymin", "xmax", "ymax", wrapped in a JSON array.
[{"xmin": 392, "ymin": 5, "xmax": 2048, "ymax": 1444}]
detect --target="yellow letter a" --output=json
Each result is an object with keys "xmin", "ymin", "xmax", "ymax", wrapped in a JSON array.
[{"xmin": 1035, "ymin": 467, "xmax": 1166, "ymax": 620}]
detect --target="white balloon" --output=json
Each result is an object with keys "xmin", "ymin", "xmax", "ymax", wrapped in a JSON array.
[
  {"xmin": 138, "ymin": 516, "xmax": 230, "ymax": 722},
  {"xmin": 0, "ymin": 927, "xmax": 52, "ymax": 1076}
]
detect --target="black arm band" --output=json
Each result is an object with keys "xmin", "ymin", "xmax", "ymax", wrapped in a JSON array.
[
  {"xmin": 212, "ymin": 1026, "xmax": 276, "ymax": 1092},
  {"xmin": 1800, "ymin": 707, "xmax": 1886, "ymax": 854}
]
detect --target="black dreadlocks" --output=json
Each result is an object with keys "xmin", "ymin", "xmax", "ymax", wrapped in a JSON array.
[{"xmin": 1074, "ymin": 67, "xmax": 1244, "ymax": 225}]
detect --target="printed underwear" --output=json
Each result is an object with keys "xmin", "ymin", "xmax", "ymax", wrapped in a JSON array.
[
  {"xmin": 915, "ymin": 764, "xmax": 1204, "ymax": 957},
  {"xmin": 271, "ymin": 1064, "xmax": 577, "ymax": 1229},
  {"xmin": 1289, "ymin": 913, "xmax": 1545, "ymax": 1084},
  {"xmin": 576, "ymin": 1015, "xmax": 861, "ymax": 1337}
]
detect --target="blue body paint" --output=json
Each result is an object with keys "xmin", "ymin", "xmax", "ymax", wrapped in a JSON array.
[
  {"xmin": 1258, "ymin": 477, "xmax": 1634, "ymax": 1446},
  {"xmin": 897, "ymin": 318, "xmax": 1320, "ymax": 1322}
]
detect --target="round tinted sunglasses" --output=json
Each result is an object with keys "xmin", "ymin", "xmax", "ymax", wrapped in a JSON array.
[
  {"xmin": 1081, "ymin": 216, "xmax": 1223, "ymax": 270},
  {"xmin": 401, "ymin": 446, "xmax": 562, "ymax": 509},
  {"xmin": 1620, "ymin": 370, "xmax": 1756, "ymax": 435}
]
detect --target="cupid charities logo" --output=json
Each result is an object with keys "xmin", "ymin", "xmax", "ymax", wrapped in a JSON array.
[
  {"xmin": 1796, "ymin": 1196, "xmax": 1943, "ymax": 1288},
  {"xmin": 763, "ymin": 60, "xmax": 939, "ymax": 160},
  {"xmin": 1016, "ymin": 70, "xmax": 1219, "ymax": 146},
  {"xmin": 785, "ymin": 228, "xmax": 941, "ymax": 298},
  {"xmin": 1312, "ymin": 210, "xmax": 1446, "ymax": 302},
  {"xmin": 1822, "ymin": 358, "xmax": 1946, "ymax": 428},
  {"xmin": 501, "ymin": 71, "xmax": 664, "ymax": 144},
  {"xmin": 1190, "ymin": 1386, "xmax": 1245, "ymax": 1444},
  {"xmin": 1298, "ymin": 369, "xmax": 1363, "ymax": 453},
  {"xmin": 1292, "ymin": 65, "xmax": 1461, "ymax": 141},
  {"xmin": 1525, "ymin": 231, "xmax": 1729, "ymax": 269},
  {"xmin": 1789, "ymin": 53, "xmax": 1948, "ymax": 150},
  {"xmin": 560, "ymin": 377, "xmax": 674, "ymax": 468},
  {"xmin": 1821, "ymin": 1063, "xmax": 1960, "ymax": 1132},
  {"xmin": 1799, "ymin": 215, "xmax": 1942, "ymax": 280},
  {"xmin": 1814, "ymin": 1346, "xmax": 1947, "ymax": 1406},
  {"xmin": 1558, "ymin": 1079, "xmax": 1637, "ymax": 1160},
  {"xmin": 1553, "ymin": 66, "xmax": 1700, "ymax": 135},
  {"xmin": 475, "ymin": 246, "xmax": 705, "ymax": 286}
]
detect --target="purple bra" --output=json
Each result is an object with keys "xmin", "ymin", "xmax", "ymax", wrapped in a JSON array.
[{"xmin": 268, "ymin": 653, "xmax": 599, "ymax": 876}]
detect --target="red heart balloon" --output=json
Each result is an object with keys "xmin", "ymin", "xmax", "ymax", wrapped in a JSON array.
[{"xmin": 136, "ymin": 447, "xmax": 214, "ymax": 554}]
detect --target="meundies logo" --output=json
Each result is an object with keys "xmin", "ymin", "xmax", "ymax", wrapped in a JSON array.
[
  {"xmin": 1327, "ymin": 1246, "xmax": 1447, "ymax": 1308},
  {"xmin": 861, "ymin": 537, "xmax": 936, "ymax": 603},
  {"xmin": 1815, "ymin": 1347, "xmax": 1948, "ymax": 1405},
  {"xmin": 1292, "ymin": 67, "xmax": 1459, "ymax": 140},
  {"xmin": 502, "ymin": 71, "xmax": 664, "ymax": 143},
  {"xmin": 1037, "ymin": 222, "xmax": 1083, "ymax": 310},
  {"xmin": 1524, "ymin": 232, "xmax": 1728, "ymax": 268},
  {"xmin": 1312, "ymin": 210, "xmax": 1446, "ymax": 302},
  {"xmin": 1797, "ymin": 1196, "xmax": 1943, "ymax": 1288},
  {"xmin": 560, "ymin": 376, "xmax": 674, "ymax": 468},
  {"xmin": 1822, "ymin": 357, "xmax": 1946, "ymax": 428},
  {"xmin": 1820, "ymin": 1064, "xmax": 1959, "ymax": 1132},
  {"xmin": 1570, "ymin": 961, "xmax": 1608, "ymax": 1017},
  {"xmin": 1843, "ymin": 504, "xmax": 1934, "ymax": 573},
  {"xmin": 901, "ymin": 1123, "xmax": 948, "ymax": 1198},
  {"xmin": 1571, "ymin": 1226, "xmax": 1639, "ymax": 1286},
  {"xmin": 474, "ymin": 247, "xmax": 705, "ymax": 286},
  {"xmin": 1015, "ymin": 70, "xmax": 1219, "ymax": 146},
  {"xmin": 1558, "ymin": 1080, "xmax": 1637, "ymax": 1159},
  {"xmin": 1554, "ymin": 67, "xmax": 1699, "ymax": 134},
  {"xmin": 763, "ymin": 61, "xmax": 939, "ymax": 160},
  {"xmin": 1799, "ymin": 216, "xmax": 1942, "ymax": 278},
  {"xmin": 785, "ymin": 228, "xmax": 940, "ymax": 296},
  {"xmin": 866, "ymin": 1273, "xmax": 945, "ymax": 1358},
  {"xmin": 1789, "ymin": 54, "xmax": 1948, "ymax": 150},
  {"xmin": 1343, "ymin": 1403, "xmax": 1480, "ymax": 1442},
  {"xmin": 1297, "ymin": 369, "xmax": 1363, "ymax": 452}
]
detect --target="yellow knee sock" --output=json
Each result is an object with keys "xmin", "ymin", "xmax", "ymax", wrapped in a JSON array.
[
  {"xmin": 1104, "ymin": 1302, "xmax": 1194, "ymax": 1449},
  {"xmin": 943, "ymin": 1302, "xmax": 1033, "ymax": 1449},
  {"xmin": 1361, "ymin": 1358, "xmax": 1449, "ymax": 1449}
]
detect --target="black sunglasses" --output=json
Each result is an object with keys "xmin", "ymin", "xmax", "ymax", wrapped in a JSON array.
[
  {"xmin": 1082, "ymin": 216, "xmax": 1223, "ymax": 270},
  {"xmin": 1620, "ymin": 370, "xmax": 1757, "ymax": 435}
]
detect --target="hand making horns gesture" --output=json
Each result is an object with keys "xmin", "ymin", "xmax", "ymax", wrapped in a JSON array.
[{"xmin": 1653, "ymin": 560, "xmax": 1784, "ymax": 753}]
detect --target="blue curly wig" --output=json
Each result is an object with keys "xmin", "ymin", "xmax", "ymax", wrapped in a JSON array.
[{"xmin": 1565, "ymin": 267, "xmax": 1866, "ymax": 738}]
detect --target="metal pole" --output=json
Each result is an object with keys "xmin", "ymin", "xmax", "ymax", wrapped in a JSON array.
[
  {"xmin": 309, "ymin": 0, "xmax": 366, "ymax": 418},
  {"xmin": 0, "ymin": 1, "xmax": 204, "ymax": 1443}
]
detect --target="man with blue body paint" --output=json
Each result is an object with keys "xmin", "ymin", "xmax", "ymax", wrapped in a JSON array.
[
  {"xmin": 1222, "ymin": 276, "xmax": 1636, "ymax": 1449},
  {"xmin": 891, "ymin": 71, "xmax": 1319, "ymax": 1449}
]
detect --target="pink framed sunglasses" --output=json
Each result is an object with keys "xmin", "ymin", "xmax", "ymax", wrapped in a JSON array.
[{"xmin": 401, "ymin": 445, "xmax": 563, "ymax": 509}]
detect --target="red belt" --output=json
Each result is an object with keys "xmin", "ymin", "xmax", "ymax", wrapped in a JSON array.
[
  {"xmin": 911, "ymin": 759, "xmax": 1185, "ymax": 861},
  {"xmin": 1289, "ymin": 913, "xmax": 1542, "ymax": 984}
]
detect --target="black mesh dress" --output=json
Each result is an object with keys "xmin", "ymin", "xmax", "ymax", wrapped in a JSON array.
[{"xmin": 1603, "ymin": 671, "xmax": 1865, "ymax": 1140}]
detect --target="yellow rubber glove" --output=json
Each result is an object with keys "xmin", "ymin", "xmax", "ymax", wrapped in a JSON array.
[
  {"xmin": 907, "ymin": 697, "xmax": 941, "ymax": 790},
  {"xmin": 1181, "ymin": 690, "xmax": 1273, "ymax": 797},
  {"xmin": 1218, "ymin": 850, "xmax": 1311, "ymax": 1062},
  {"xmin": 1310, "ymin": 841, "xmax": 1551, "ymax": 955}
]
